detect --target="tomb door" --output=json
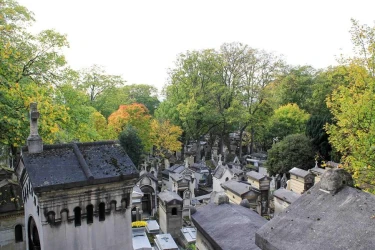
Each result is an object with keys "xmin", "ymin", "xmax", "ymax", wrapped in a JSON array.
[{"xmin": 28, "ymin": 216, "xmax": 41, "ymax": 250}]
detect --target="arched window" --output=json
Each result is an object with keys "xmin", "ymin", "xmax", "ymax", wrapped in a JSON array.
[
  {"xmin": 99, "ymin": 203, "xmax": 105, "ymax": 221},
  {"xmin": 87, "ymin": 205, "xmax": 93, "ymax": 224},
  {"xmin": 74, "ymin": 207, "xmax": 81, "ymax": 227},
  {"xmin": 15, "ymin": 224, "xmax": 23, "ymax": 242},
  {"xmin": 172, "ymin": 207, "xmax": 177, "ymax": 215}
]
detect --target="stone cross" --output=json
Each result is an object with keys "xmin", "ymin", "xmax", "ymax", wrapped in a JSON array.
[
  {"xmin": 270, "ymin": 176, "xmax": 276, "ymax": 192},
  {"xmin": 141, "ymin": 162, "xmax": 148, "ymax": 171}
]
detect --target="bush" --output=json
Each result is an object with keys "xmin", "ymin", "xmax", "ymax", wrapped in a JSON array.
[{"xmin": 266, "ymin": 134, "xmax": 315, "ymax": 176}]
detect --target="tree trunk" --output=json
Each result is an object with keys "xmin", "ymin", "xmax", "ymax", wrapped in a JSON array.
[
  {"xmin": 250, "ymin": 127, "xmax": 255, "ymax": 154},
  {"xmin": 195, "ymin": 140, "xmax": 201, "ymax": 162},
  {"xmin": 239, "ymin": 130, "xmax": 244, "ymax": 158}
]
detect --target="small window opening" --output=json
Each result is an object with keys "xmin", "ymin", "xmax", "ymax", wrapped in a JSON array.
[
  {"xmin": 87, "ymin": 205, "xmax": 93, "ymax": 224},
  {"xmin": 172, "ymin": 207, "xmax": 177, "ymax": 215},
  {"xmin": 47, "ymin": 211, "xmax": 55, "ymax": 224},
  {"xmin": 99, "ymin": 203, "xmax": 105, "ymax": 221},
  {"xmin": 225, "ymin": 177, "xmax": 229, "ymax": 182},
  {"xmin": 74, "ymin": 207, "xmax": 81, "ymax": 227},
  {"xmin": 15, "ymin": 224, "xmax": 23, "ymax": 242}
]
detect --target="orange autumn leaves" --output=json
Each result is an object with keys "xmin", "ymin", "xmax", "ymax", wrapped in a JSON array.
[{"xmin": 108, "ymin": 103, "xmax": 182, "ymax": 154}]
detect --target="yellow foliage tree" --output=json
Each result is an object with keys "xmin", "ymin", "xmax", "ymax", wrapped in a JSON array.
[
  {"xmin": 108, "ymin": 103, "xmax": 152, "ymax": 149},
  {"xmin": 325, "ymin": 20, "xmax": 375, "ymax": 193},
  {"xmin": 150, "ymin": 120, "xmax": 183, "ymax": 157}
]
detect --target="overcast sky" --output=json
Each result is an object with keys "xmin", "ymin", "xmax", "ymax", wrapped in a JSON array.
[{"xmin": 18, "ymin": 0, "xmax": 375, "ymax": 93}]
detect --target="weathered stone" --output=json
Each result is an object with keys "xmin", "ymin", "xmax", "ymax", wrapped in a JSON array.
[
  {"xmin": 320, "ymin": 168, "xmax": 353, "ymax": 194},
  {"xmin": 27, "ymin": 103, "xmax": 43, "ymax": 154},
  {"xmin": 211, "ymin": 191, "xmax": 229, "ymax": 205}
]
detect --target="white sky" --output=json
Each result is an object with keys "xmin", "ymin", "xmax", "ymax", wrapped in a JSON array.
[{"xmin": 18, "ymin": 0, "xmax": 375, "ymax": 93}]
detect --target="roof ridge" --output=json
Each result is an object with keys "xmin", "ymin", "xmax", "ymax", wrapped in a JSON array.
[{"xmin": 72, "ymin": 143, "xmax": 94, "ymax": 181}]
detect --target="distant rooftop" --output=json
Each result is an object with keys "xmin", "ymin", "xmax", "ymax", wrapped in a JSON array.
[
  {"xmin": 158, "ymin": 190, "xmax": 183, "ymax": 203},
  {"xmin": 221, "ymin": 180, "xmax": 251, "ymax": 196},
  {"xmin": 273, "ymin": 188, "xmax": 301, "ymax": 204},
  {"xmin": 247, "ymin": 171, "xmax": 267, "ymax": 181},
  {"xmin": 289, "ymin": 167, "xmax": 311, "ymax": 178},
  {"xmin": 21, "ymin": 141, "xmax": 138, "ymax": 192},
  {"xmin": 192, "ymin": 202, "xmax": 267, "ymax": 250}
]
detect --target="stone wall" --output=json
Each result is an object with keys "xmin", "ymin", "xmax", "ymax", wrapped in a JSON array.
[
  {"xmin": 0, "ymin": 213, "xmax": 26, "ymax": 250},
  {"xmin": 195, "ymin": 230, "xmax": 214, "ymax": 250},
  {"xmin": 38, "ymin": 181, "xmax": 134, "ymax": 250}
]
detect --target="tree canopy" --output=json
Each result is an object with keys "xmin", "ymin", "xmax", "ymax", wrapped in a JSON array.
[{"xmin": 266, "ymin": 134, "xmax": 316, "ymax": 176}]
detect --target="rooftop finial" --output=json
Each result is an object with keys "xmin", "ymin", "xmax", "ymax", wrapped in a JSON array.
[{"xmin": 27, "ymin": 102, "xmax": 43, "ymax": 153}]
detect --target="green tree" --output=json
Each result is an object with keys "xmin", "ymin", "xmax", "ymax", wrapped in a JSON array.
[
  {"xmin": 55, "ymin": 83, "xmax": 104, "ymax": 142},
  {"xmin": 234, "ymin": 45, "xmax": 284, "ymax": 155},
  {"xmin": 0, "ymin": 0, "xmax": 70, "ymax": 153},
  {"xmin": 123, "ymin": 84, "xmax": 160, "ymax": 115},
  {"xmin": 119, "ymin": 125, "xmax": 143, "ymax": 167},
  {"xmin": 166, "ymin": 49, "xmax": 222, "ymax": 159},
  {"xmin": 78, "ymin": 64, "xmax": 125, "ymax": 102},
  {"xmin": 267, "ymin": 103, "xmax": 310, "ymax": 141},
  {"xmin": 273, "ymin": 66, "xmax": 317, "ymax": 112},
  {"xmin": 325, "ymin": 19, "xmax": 375, "ymax": 192},
  {"xmin": 266, "ymin": 134, "xmax": 315, "ymax": 176}
]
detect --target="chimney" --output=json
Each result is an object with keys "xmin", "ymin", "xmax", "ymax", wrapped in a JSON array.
[{"xmin": 27, "ymin": 102, "xmax": 43, "ymax": 153}]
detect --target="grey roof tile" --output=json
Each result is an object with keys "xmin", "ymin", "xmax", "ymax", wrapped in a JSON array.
[
  {"xmin": 22, "ymin": 141, "xmax": 138, "ymax": 192},
  {"xmin": 192, "ymin": 202, "xmax": 267, "ymax": 250},
  {"xmin": 256, "ymin": 184, "xmax": 375, "ymax": 250}
]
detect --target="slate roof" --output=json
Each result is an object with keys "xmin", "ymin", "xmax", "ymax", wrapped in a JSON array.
[
  {"xmin": 221, "ymin": 180, "xmax": 251, "ymax": 196},
  {"xmin": 228, "ymin": 166, "xmax": 244, "ymax": 175},
  {"xmin": 289, "ymin": 167, "xmax": 311, "ymax": 178},
  {"xmin": 158, "ymin": 190, "xmax": 183, "ymax": 203},
  {"xmin": 169, "ymin": 172, "xmax": 190, "ymax": 182},
  {"xmin": 21, "ymin": 141, "xmax": 138, "ymax": 192},
  {"xmin": 273, "ymin": 188, "xmax": 301, "ymax": 204},
  {"xmin": 213, "ymin": 165, "xmax": 226, "ymax": 179},
  {"xmin": 256, "ymin": 183, "xmax": 375, "ymax": 250},
  {"xmin": 192, "ymin": 202, "xmax": 267, "ymax": 250},
  {"xmin": 168, "ymin": 164, "xmax": 185, "ymax": 174},
  {"xmin": 247, "ymin": 171, "xmax": 267, "ymax": 181}
]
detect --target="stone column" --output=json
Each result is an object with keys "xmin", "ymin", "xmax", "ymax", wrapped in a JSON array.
[{"xmin": 27, "ymin": 102, "xmax": 43, "ymax": 153}]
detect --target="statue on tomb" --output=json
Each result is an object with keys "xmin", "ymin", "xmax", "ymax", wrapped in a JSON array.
[
  {"xmin": 218, "ymin": 154, "xmax": 222, "ymax": 166},
  {"xmin": 270, "ymin": 176, "xmax": 276, "ymax": 192},
  {"xmin": 280, "ymin": 173, "xmax": 288, "ymax": 188}
]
